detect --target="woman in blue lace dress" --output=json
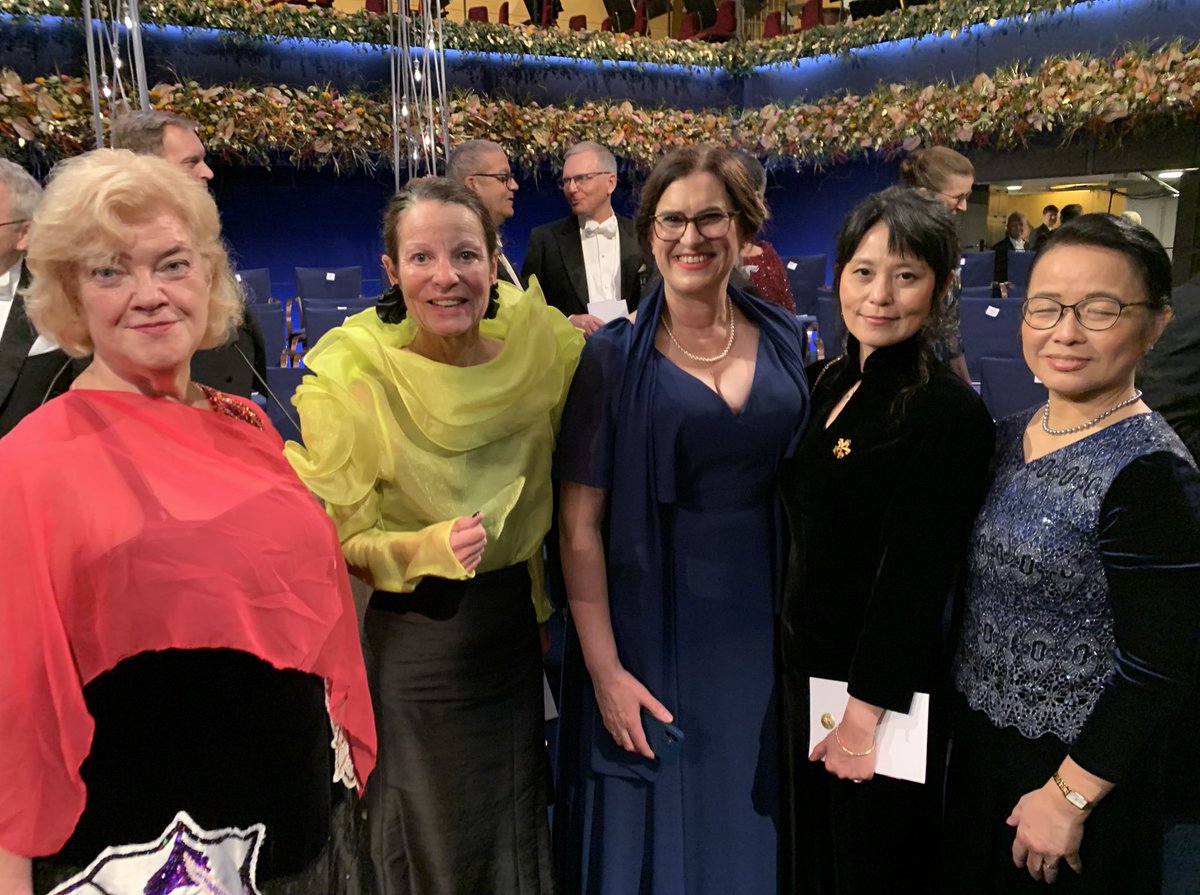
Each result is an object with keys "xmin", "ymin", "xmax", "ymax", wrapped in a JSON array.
[{"xmin": 945, "ymin": 214, "xmax": 1200, "ymax": 893}]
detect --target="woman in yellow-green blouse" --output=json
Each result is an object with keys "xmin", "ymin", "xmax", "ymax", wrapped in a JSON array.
[{"xmin": 286, "ymin": 177, "xmax": 582, "ymax": 895}]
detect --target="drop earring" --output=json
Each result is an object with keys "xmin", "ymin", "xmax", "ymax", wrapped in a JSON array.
[{"xmin": 484, "ymin": 282, "xmax": 500, "ymax": 319}]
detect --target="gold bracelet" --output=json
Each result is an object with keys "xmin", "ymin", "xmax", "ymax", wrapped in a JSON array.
[{"xmin": 833, "ymin": 724, "xmax": 875, "ymax": 757}]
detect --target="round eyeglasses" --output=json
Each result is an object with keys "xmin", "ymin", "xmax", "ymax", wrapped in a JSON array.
[
  {"xmin": 559, "ymin": 171, "xmax": 610, "ymax": 190},
  {"xmin": 651, "ymin": 210, "xmax": 735, "ymax": 242},
  {"xmin": 1020, "ymin": 296, "xmax": 1151, "ymax": 331},
  {"xmin": 470, "ymin": 172, "xmax": 516, "ymax": 186}
]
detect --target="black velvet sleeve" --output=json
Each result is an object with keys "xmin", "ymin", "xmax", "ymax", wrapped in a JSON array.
[
  {"xmin": 1069, "ymin": 451, "xmax": 1200, "ymax": 785},
  {"xmin": 847, "ymin": 381, "xmax": 996, "ymax": 712}
]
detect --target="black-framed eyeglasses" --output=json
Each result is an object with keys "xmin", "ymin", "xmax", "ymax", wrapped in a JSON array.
[
  {"xmin": 470, "ymin": 171, "xmax": 516, "ymax": 186},
  {"xmin": 1020, "ymin": 296, "xmax": 1151, "ymax": 331},
  {"xmin": 652, "ymin": 210, "xmax": 735, "ymax": 241},
  {"xmin": 0, "ymin": 219, "xmax": 28, "ymax": 227},
  {"xmin": 559, "ymin": 171, "xmax": 611, "ymax": 190}
]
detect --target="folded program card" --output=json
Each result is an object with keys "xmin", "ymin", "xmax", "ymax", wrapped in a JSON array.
[
  {"xmin": 808, "ymin": 677, "xmax": 930, "ymax": 784},
  {"xmin": 587, "ymin": 299, "xmax": 629, "ymax": 323}
]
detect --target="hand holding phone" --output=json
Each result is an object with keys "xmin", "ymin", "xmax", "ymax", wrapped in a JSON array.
[{"xmin": 641, "ymin": 708, "xmax": 684, "ymax": 763}]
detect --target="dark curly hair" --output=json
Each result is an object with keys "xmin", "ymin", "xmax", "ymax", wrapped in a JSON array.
[{"xmin": 833, "ymin": 186, "xmax": 961, "ymax": 409}]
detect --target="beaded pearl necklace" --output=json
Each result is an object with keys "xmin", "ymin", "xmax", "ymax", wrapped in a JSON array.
[
  {"xmin": 1041, "ymin": 389, "xmax": 1143, "ymax": 436},
  {"xmin": 661, "ymin": 295, "xmax": 736, "ymax": 364}
]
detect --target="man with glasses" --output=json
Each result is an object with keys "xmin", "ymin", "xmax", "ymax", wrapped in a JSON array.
[
  {"xmin": 447, "ymin": 139, "xmax": 524, "ymax": 286},
  {"xmin": 521, "ymin": 141, "xmax": 645, "ymax": 336},
  {"xmin": 0, "ymin": 160, "xmax": 76, "ymax": 435}
]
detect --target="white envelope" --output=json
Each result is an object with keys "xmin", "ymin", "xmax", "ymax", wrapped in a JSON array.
[
  {"xmin": 808, "ymin": 677, "xmax": 929, "ymax": 784},
  {"xmin": 587, "ymin": 298, "xmax": 630, "ymax": 323}
]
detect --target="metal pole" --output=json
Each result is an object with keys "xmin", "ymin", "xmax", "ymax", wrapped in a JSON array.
[
  {"xmin": 388, "ymin": 0, "xmax": 402, "ymax": 191},
  {"xmin": 125, "ymin": 1, "xmax": 151, "ymax": 110},
  {"xmin": 82, "ymin": 0, "xmax": 105, "ymax": 146}
]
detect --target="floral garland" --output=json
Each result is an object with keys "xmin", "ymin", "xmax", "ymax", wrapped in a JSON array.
[
  {"xmin": 0, "ymin": 0, "xmax": 1098, "ymax": 73},
  {"xmin": 3, "ymin": 42, "xmax": 1197, "ymax": 172}
]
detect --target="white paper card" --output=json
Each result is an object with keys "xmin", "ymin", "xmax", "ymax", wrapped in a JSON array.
[
  {"xmin": 326, "ymin": 271, "xmax": 337, "ymax": 281},
  {"xmin": 786, "ymin": 260, "xmax": 798, "ymax": 270},
  {"xmin": 808, "ymin": 677, "xmax": 929, "ymax": 784},
  {"xmin": 985, "ymin": 305, "xmax": 1000, "ymax": 318},
  {"xmin": 543, "ymin": 672, "xmax": 558, "ymax": 722},
  {"xmin": 587, "ymin": 298, "xmax": 629, "ymax": 323}
]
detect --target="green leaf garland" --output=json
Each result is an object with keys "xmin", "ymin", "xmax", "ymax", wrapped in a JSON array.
[{"xmin": 3, "ymin": 42, "xmax": 1198, "ymax": 172}]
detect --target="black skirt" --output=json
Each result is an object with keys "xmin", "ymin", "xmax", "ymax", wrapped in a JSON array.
[
  {"xmin": 942, "ymin": 700, "xmax": 1164, "ymax": 894},
  {"xmin": 363, "ymin": 564, "xmax": 553, "ymax": 895}
]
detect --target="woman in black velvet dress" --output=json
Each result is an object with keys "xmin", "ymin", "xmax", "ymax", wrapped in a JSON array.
[{"xmin": 778, "ymin": 187, "xmax": 995, "ymax": 894}]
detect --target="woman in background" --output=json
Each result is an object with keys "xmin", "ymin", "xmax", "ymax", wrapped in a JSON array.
[
  {"xmin": 898, "ymin": 144, "xmax": 975, "ymax": 384},
  {"xmin": 779, "ymin": 186, "xmax": 994, "ymax": 894},
  {"xmin": 288, "ymin": 177, "xmax": 581, "ymax": 895},
  {"xmin": 945, "ymin": 214, "xmax": 1200, "ymax": 893},
  {"xmin": 734, "ymin": 151, "xmax": 797, "ymax": 313}
]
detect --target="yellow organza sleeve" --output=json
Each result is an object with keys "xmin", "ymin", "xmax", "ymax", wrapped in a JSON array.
[{"xmin": 284, "ymin": 360, "xmax": 466, "ymax": 593}]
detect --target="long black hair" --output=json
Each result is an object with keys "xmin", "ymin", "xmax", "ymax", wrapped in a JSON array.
[{"xmin": 833, "ymin": 185, "xmax": 961, "ymax": 408}]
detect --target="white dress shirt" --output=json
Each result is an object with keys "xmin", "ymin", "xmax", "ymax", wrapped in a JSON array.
[
  {"xmin": 0, "ymin": 260, "xmax": 61, "ymax": 357},
  {"xmin": 579, "ymin": 214, "xmax": 621, "ymax": 305}
]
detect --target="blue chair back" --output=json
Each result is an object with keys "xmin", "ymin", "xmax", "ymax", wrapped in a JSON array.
[
  {"xmin": 256, "ymin": 304, "xmax": 287, "ymax": 367},
  {"xmin": 781, "ymin": 254, "xmax": 827, "ymax": 316},
  {"xmin": 958, "ymin": 297, "xmax": 1023, "ymax": 374},
  {"xmin": 235, "ymin": 267, "xmax": 272, "ymax": 304},
  {"xmin": 302, "ymin": 306, "xmax": 357, "ymax": 354},
  {"xmin": 1005, "ymin": 250, "xmax": 1036, "ymax": 292},
  {"xmin": 814, "ymin": 292, "xmax": 845, "ymax": 358},
  {"xmin": 264, "ymin": 366, "xmax": 307, "ymax": 444},
  {"xmin": 295, "ymin": 266, "xmax": 363, "ymax": 302},
  {"xmin": 959, "ymin": 251, "xmax": 995, "ymax": 289},
  {"xmin": 979, "ymin": 356, "xmax": 1047, "ymax": 420},
  {"xmin": 301, "ymin": 297, "xmax": 376, "ymax": 314},
  {"xmin": 959, "ymin": 285, "xmax": 994, "ymax": 299}
]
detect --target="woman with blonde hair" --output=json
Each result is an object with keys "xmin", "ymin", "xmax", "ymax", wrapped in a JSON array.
[{"xmin": 0, "ymin": 149, "xmax": 375, "ymax": 895}]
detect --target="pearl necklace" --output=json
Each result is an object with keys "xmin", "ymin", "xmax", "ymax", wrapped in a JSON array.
[
  {"xmin": 662, "ymin": 296, "xmax": 736, "ymax": 364},
  {"xmin": 1041, "ymin": 389, "xmax": 1144, "ymax": 435}
]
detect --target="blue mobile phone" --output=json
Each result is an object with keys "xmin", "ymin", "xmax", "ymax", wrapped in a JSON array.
[{"xmin": 641, "ymin": 709, "xmax": 685, "ymax": 763}]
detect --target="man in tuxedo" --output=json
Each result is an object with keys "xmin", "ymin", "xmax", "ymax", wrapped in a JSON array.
[
  {"xmin": 111, "ymin": 112, "xmax": 267, "ymax": 398},
  {"xmin": 447, "ymin": 139, "xmax": 524, "ymax": 286},
  {"xmin": 991, "ymin": 210, "xmax": 1029, "ymax": 285},
  {"xmin": 1028, "ymin": 204, "xmax": 1057, "ymax": 251},
  {"xmin": 0, "ymin": 160, "xmax": 76, "ymax": 436},
  {"xmin": 521, "ymin": 141, "xmax": 643, "ymax": 337}
]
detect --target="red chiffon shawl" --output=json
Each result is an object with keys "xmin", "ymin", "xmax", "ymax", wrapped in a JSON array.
[{"xmin": 0, "ymin": 390, "xmax": 376, "ymax": 857}]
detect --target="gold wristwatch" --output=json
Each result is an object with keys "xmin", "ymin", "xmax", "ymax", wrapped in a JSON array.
[{"xmin": 1052, "ymin": 772, "xmax": 1090, "ymax": 811}]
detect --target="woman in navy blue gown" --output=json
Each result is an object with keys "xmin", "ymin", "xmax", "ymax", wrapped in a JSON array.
[{"xmin": 553, "ymin": 145, "xmax": 809, "ymax": 895}]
